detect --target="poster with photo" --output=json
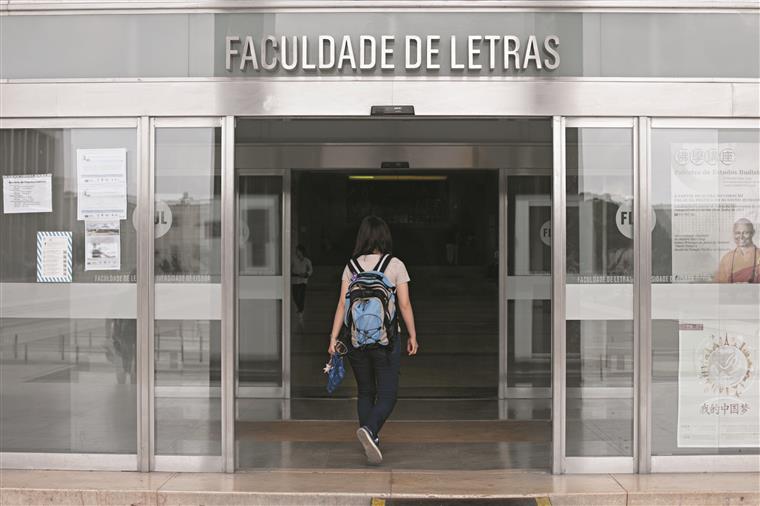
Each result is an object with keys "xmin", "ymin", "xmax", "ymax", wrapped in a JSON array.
[
  {"xmin": 678, "ymin": 320, "xmax": 759, "ymax": 448},
  {"xmin": 670, "ymin": 143, "xmax": 760, "ymax": 283},
  {"xmin": 84, "ymin": 220, "xmax": 121, "ymax": 271}
]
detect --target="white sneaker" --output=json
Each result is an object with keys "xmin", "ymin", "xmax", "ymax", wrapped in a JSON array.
[{"xmin": 356, "ymin": 426, "xmax": 382, "ymax": 465}]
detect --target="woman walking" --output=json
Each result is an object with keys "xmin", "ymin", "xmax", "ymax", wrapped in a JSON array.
[{"xmin": 328, "ymin": 215, "xmax": 419, "ymax": 465}]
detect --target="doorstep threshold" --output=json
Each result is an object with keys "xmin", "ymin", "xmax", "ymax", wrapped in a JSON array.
[{"xmin": 1, "ymin": 469, "xmax": 758, "ymax": 506}]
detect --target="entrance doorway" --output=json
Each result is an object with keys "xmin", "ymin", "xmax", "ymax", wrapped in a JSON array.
[
  {"xmin": 290, "ymin": 170, "xmax": 499, "ymax": 401},
  {"xmin": 233, "ymin": 118, "xmax": 553, "ymax": 470}
]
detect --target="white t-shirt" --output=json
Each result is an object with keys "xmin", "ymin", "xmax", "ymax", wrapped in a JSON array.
[
  {"xmin": 341, "ymin": 254, "xmax": 411, "ymax": 286},
  {"xmin": 291, "ymin": 256, "xmax": 313, "ymax": 285}
]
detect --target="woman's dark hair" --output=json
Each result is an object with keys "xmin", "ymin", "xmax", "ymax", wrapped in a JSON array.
[{"xmin": 353, "ymin": 216, "xmax": 393, "ymax": 256}]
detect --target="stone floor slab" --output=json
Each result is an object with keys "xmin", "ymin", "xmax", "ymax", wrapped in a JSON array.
[
  {"xmin": 613, "ymin": 473, "xmax": 760, "ymax": 506},
  {"xmin": 0, "ymin": 469, "xmax": 173, "ymax": 491},
  {"xmin": 390, "ymin": 470, "xmax": 626, "ymax": 499},
  {"xmin": 0, "ymin": 489, "xmax": 158, "ymax": 506},
  {"xmin": 627, "ymin": 493, "xmax": 759, "ymax": 506},
  {"xmin": 613, "ymin": 472, "xmax": 760, "ymax": 494},
  {"xmin": 157, "ymin": 470, "xmax": 392, "ymax": 495},
  {"xmin": 1, "ymin": 470, "xmax": 758, "ymax": 506}
]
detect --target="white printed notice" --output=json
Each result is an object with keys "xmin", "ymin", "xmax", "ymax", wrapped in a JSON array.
[
  {"xmin": 670, "ymin": 143, "xmax": 760, "ymax": 283},
  {"xmin": 678, "ymin": 320, "xmax": 760, "ymax": 447},
  {"xmin": 85, "ymin": 220, "xmax": 121, "ymax": 271},
  {"xmin": 77, "ymin": 148, "xmax": 127, "ymax": 220},
  {"xmin": 36, "ymin": 231, "xmax": 73, "ymax": 283},
  {"xmin": 3, "ymin": 174, "xmax": 52, "ymax": 214}
]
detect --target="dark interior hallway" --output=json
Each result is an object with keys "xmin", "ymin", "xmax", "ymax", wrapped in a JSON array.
[{"xmin": 290, "ymin": 170, "xmax": 500, "ymax": 399}]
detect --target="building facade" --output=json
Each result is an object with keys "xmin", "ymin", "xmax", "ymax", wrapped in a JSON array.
[{"xmin": 1, "ymin": 0, "xmax": 759, "ymax": 475}]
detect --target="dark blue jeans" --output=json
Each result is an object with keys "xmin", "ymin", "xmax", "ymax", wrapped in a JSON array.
[{"xmin": 347, "ymin": 337, "xmax": 401, "ymax": 438}]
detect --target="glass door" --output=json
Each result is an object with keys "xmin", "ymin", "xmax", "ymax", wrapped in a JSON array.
[
  {"xmin": 504, "ymin": 169, "xmax": 553, "ymax": 413},
  {"xmin": 648, "ymin": 119, "xmax": 760, "ymax": 472},
  {"xmin": 560, "ymin": 118, "xmax": 637, "ymax": 473},
  {"xmin": 0, "ymin": 120, "xmax": 140, "ymax": 470},
  {"xmin": 236, "ymin": 171, "xmax": 287, "ymax": 399},
  {"xmin": 151, "ymin": 118, "xmax": 224, "ymax": 471}
]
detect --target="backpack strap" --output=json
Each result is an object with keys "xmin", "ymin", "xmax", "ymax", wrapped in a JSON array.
[
  {"xmin": 373, "ymin": 254, "xmax": 393, "ymax": 273},
  {"xmin": 347, "ymin": 257, "xmax": 363, "ymax": 275}
]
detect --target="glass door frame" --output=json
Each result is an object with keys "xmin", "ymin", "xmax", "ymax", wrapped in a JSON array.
[
  {"xmin": 149, "ymin": 116, "xmax": 230, "ymax": 472},
  {"xmin": 229, "ymin": 126, "xmax": 549, "ymax": 472},
  {"xmin": 234, "ymin": 168, "xmax": 291, "ymax": 404},
  {"xmin": 552, "ymin": 116, "xmax": 640, "ymax": 474},
  {"xmin": 644, "ymin": 117, "xmax": 760, "ymax": 474},
  {"xmin": 500, "ymin": 166, "xmax": 554, "ymax": 407},
  {"xmin": 0, "ymin": 117, "xmax": 143, "ymax": 472},
  {"xmin": 155, "ymin": 115, "xmax": 760, "ymax": 475},
  {"xmin": 4, "ymin": 114, "xmax": 756, "ymax": 475}
]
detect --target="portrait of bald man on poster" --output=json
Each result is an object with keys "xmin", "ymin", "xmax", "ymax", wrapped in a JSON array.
[{"xmin": 715, "ymin": 218, "xmax": 760, "ymax": 283}]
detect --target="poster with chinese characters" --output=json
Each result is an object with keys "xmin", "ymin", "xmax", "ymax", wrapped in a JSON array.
[
  {"xmin": 678, "ymin": 320, "xmax": 759, "ymax": 447},
  {"xmin": 670, "ymin": 143, "xmax": 760, "ymax": 283},
  {"xmin": 76, "ymin": 148, "xmax": 127, "ymax": 220}
]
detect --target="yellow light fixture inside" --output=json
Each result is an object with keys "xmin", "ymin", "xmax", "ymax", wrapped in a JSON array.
[{"xmin": 348, "ymin": 175, "xmax": 448, "ymax": 181}]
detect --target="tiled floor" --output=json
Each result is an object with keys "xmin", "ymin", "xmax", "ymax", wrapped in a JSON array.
[
  {"xmin": 1, "ymin": 469, "xmax": 758, "ymax": 506},
  {"xmin": 237, "ymin": 440, "xmax": 552, "ymax": 470},
  {"xmin": 237, "ymin": 398, "xmax": 552, "ymax": 422},
  {"xmin": 236, "ymin": 419, "xmax": 552, "ymax": 470},
  {"xmin": 232, "ymin": 397, "xmax": 640, "ymax": 471}
]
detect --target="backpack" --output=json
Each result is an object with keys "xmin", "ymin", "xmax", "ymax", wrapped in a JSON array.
[{"xmin": 344, "ymin": 254, "xmax": 398, "ymax": 349}]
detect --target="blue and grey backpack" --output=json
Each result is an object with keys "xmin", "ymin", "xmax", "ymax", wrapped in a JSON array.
[{"xmin": 344, "ymin": 254, "xmax": 398, "ymax": 349}]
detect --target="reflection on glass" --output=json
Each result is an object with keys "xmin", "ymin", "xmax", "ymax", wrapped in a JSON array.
[
  {"xmin": 238, "ymin": 175, "xmax": 283, "ymax": 388},
  {"xmin": 0, "ymin": 128, "xmax": 138, "ymax": 454},
  {"xmin": 565, "ymin": 127, "xmax": 634, "ymax": 457},
  {"xmin": 507, "ymin": 176, "xmax": 552, "ymax": 396},
  {"xmin": 651, "ymin": 127, "xmax": 760, "ymax": 457},
  {"xmin": 154, "ymin": 127, "xmax": 221, "ymax": 457}
]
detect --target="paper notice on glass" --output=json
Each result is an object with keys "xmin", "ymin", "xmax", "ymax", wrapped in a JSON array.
[
  {"xmin": 3, "ymin": 174, "xmax": 53, "ymax": 214},
  {"xmin": 85, "ymin": 220, "xmax": 121, "ymax": 271},
  {"xmin": 670, "ymin": 143, "xmax": 760, "ymax": 283},
  {"xmin": 36, "ymin": 231, "xmax": 72, "ymax": 283},
  {"xmin": 77, "ymin": 148, "xmax": 127, "ymax": 220},
  {"xmin": 678, "ymin": 320, "xmax": 760, "ymax": 448}
]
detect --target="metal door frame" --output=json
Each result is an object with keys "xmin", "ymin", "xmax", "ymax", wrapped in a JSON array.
[
  {"xmin": 643, "ymin": 117, "xmax": 760, "ymax": 474},
  {"xmin": 3, "ymin": 114, "xmax": 758, "ymax": 475},
  {"xmin": 501, "ymin": 166, "xmax": 554, "ymax": 408},
  {"xmin": 0, "ymin": 117, "xmax": 142, "ymax": 472},
  {"xmin": 232, "ymin": 129, "xmax": 553, "ymax": 472},
  {"xmin": 554, "ymin": 116, "xmax": 639, "ymax": 474},
  {"xmin": 150, "ymin": 116, "xmax": 227, "ymax": 473},
  {"xmin": 235, "ymin": 168, "xmax": 291, "ymax": 404}
]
